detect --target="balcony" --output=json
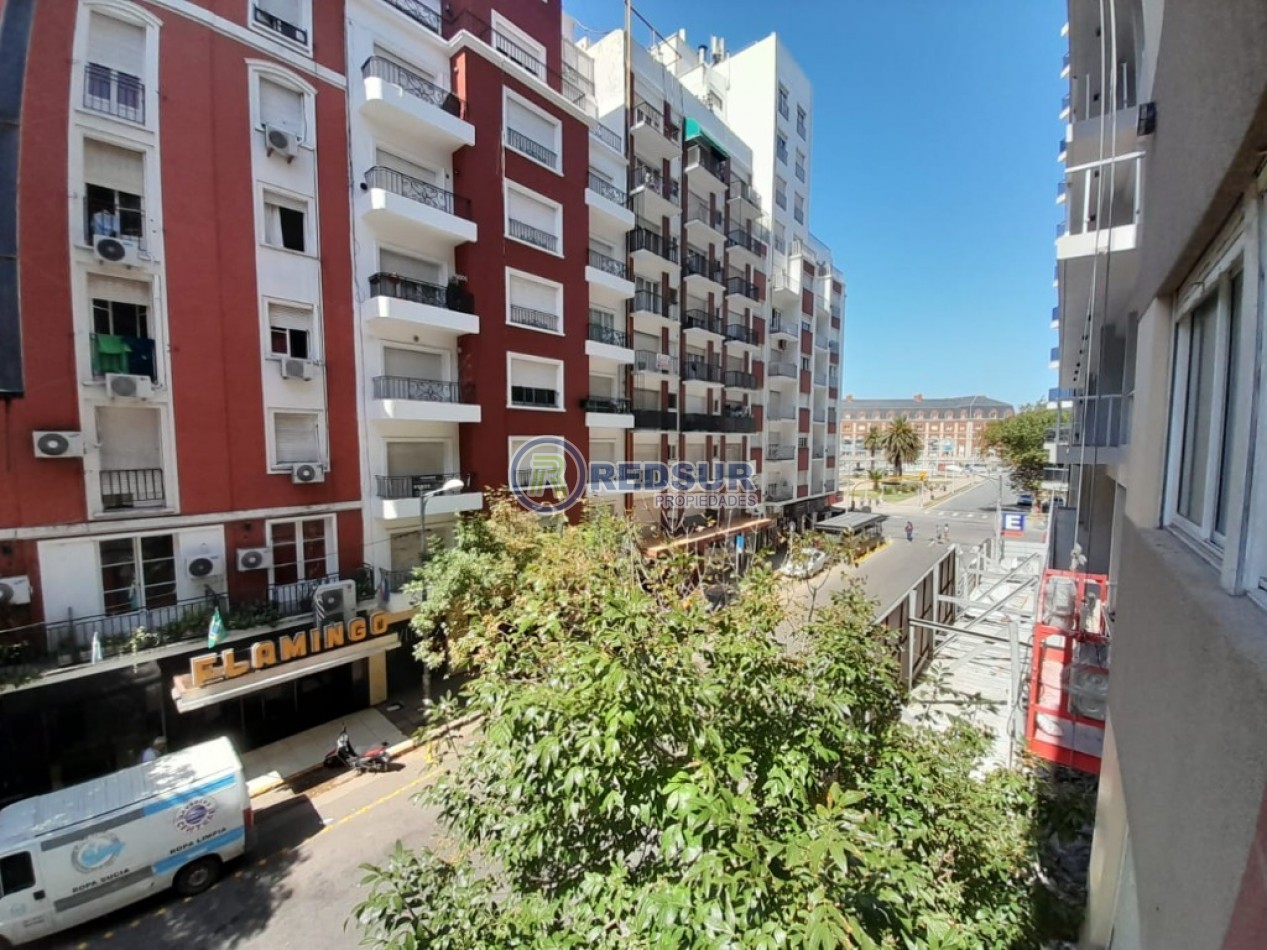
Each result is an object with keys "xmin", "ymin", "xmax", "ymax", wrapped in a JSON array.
[
  {"xmin": 725, "ymin": 229, "xmax": 767, "ymax": 264},
  {"xmin": 812, "ymin": 407, "xmax": 826, "ymax": 423},
  {"xmin": 381, "ymin": 0, "xmax": 441, "ymax": 34},
  {"xmin": 724, "ymin": 323, "xmax": 761, "ymax": 347},
  {"xmin": 508, "ymin": 217, "xmax": 558, "ymax": 254},
  {"xmin": 724, "ymin": 370, "xmax": 757, "ymax": 390},
  {"xmin": 631, "ymin": 98, "xmax": 680, "ymax": 161},
  {"xmin": 90, "ymin": 333, "xmax": 157, "ymax": 381},
  {"xmin": 360, "ymin": 57, "xmax": 472, "ymax": 149},
  {"xmin": 370, "ymin": 375, "xmax": 480, "ymax": 424},
  {"xmin": 586, "ymin": 317, "xmax": 634, "ymax": 363},
  {"xmin": 766, "ymin": 483, "xmax": 794, "ymax": 502},
  {"xmin": 770, "ymin": 313, "xmax": 796, "ymax": 338},
  {"xmin": 361, "ymin": 166, "xmax": 476, "ymax": 245},
  {"xmin": 629, "ymin": 290, "xmax": 677, "ymax": 329},
  {"xmin": 590, "ymin": 122, "xmax": 623, "ymax": 155},
  {"xmin": 681, "ymin": 413, "xmax": 724, "ymax": 433},
  {"xmin": 726, "ymin": 276, "xmax": 762, "ymax": 303},
  {"xmin": 682, "ymin": 359, "xmax": 723, "ymax": 386},
  {"xmin": 100, "ymin": 468, "xmax": 165, "ymax": 511},
  {"xmin": 811, "ymin": 445, "xmax": 825, "ymax": 459},
  {"xmin": 683, "ymin": 251, "xmax": 725, "ymax": 293},
  {"xmin": 509, "ymin": 304, "xmax": 560, "ymax": 333},
  {"xmin": 84, "ymin": 64, "xmax": 144, "ymax": 124},
  {"xmin": 768, "ymin": 361, "xmax": 798, "ymax": 380},
  {"xmin": 684, "ymin": 199, "xmax": 725, "ymax": 241},
  {"xmin": 363, "ymin": 272, "xmax": 478, "ymax": 338},
  {"xmin": 721, "ymin": 411, "xmax": 758, "ymax": 434},
  {"xmin": 767, "ymin": 445, "xmax": 796, "ymax": 462},
  {"xmin": 1051, "ymin": 305, "xmax": 1060, "ymax": 329},
  {"xmin": 373, "ymin": 473, "xmax": 482, "ymax": 521},
  {"xmin": 766, "ymin": 404, "xmax": 797, "ymax": 422},
  {"xmin": 1056, "ymin": 155, "xmax": 1142, "ymax": 259},
  {"xmin": 582, "ymin": 396, "xmax": 634, "ymax": 428},
  {"xmin": 586, "ymin": 248, "xmax": 634, "ymax": 299},
  {"xmin": 506, "ymin": 127, "xmax": 558, "ymax": 170},
  {"xmin": 729, "ymin": 180, "xmax": 762, "ymax": 213},
  {"xmin": 685, "ymin": 143, "xmax": 728, "ymax": 189},
  {"xmin": 634, "ymin": 349, "xmax": 678, "ymax": 376},
  {"xmin": 1050, "ymin": 346, "xmax": 1061, "ymax": 368},
  {"xmin": 628, "ymin": 227, "xmax": 679, "ymax": 274},
  {"xmin": 586, "ymin": 171, "xmax": 633, "ymax": 228},
  {"xmin": 813, "ymin": 371, "xmax": 827, "ymax": 386},
  {"xmin": 633, "ymin": 408, "xmax": 677, "ymax": 430},
  {"xmin": 631, "ymin": 164, "xmax": 679, "ymax": 219},
  {"xmin": 682, "ymin": 308, "xmax": 724, "ymax": 340},
  {"xmin": 253, "ymin": 4, "xmax": 307, "ymax": 44}
]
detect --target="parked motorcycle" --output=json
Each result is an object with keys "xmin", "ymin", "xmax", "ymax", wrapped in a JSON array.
[{"xmin": 322, "ymin": 726, "xmax": 392, "ymax": 774}]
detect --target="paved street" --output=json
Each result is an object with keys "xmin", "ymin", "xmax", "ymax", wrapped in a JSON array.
[{"xmin": 40, "ymin": 742, "xmax": 457, "ymax": 950}]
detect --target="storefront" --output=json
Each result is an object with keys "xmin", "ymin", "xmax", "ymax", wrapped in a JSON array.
[{"xmin": 0, "ymin": 608, "xmax": 419, "ymax": 803}]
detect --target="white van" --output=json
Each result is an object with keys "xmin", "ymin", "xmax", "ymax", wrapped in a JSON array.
[{"xmin": 0, "ymin": 736, "xmax": 253, "ymax": 947}]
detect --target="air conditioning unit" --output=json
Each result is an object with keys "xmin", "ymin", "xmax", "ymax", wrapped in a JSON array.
[
  {"xmin": 264, "ymin": 125, "xmax": 298, "ymax": 162},
  {"xmin": 291, "ymin": 462, "xmax": 325, "ymax": 484},
  {"xmin": 313, "ymin": 579, "xmax": 356, "ymax": 627},
  {"xmin": 279, "ymin": 358, "xmax": 312, "ymax": 380},
  {"xmin": 0, "ymin": 575, "xmax": 32, "ymax": 606},
  {"xmin": 105, "ymin": 373, "xmax": 153, "ymax": 400},
  {"xmin": 94, "ymin": 236, "xmax": 141, "ymax": 266},
  {"xmin": 185, "ymin": 554, "xmax": 224, "ymax": 580},
  {"xmin": 33, "ymin": 430, "xmax": 85, "ymax": 459},
  {"xmin": 236, "ymin": 547, "xmax": 273, "ymax": 571}
]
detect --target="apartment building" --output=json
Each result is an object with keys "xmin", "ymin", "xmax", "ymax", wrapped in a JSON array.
[
  {"xmin": 580, "ymin": 26, "xmax": 845, "ymax": 533},
  {"xmin": 0, "ymin": 0, "xmax": 382, "ymax": 800},
  {"xmin": 837, "ymin": 395, "xmax": 1014, "ymax": 464},
  {"xmin": 1050, "ymin": 1, "xmax": 1267, "ymax": 946}
]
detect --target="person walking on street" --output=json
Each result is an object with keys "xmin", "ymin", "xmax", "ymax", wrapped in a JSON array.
[
  {"xmin": 905, "ymin": 521, "xmax": 914, "ymax": 543},
  {"xmin": 943, "ymin": 523, "xmax": 951, "ymax": 545}
]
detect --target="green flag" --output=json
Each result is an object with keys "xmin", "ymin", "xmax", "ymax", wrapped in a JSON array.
[{"xmin": 207, "ymin": 607, "xmax": 224, "ymax": 649}]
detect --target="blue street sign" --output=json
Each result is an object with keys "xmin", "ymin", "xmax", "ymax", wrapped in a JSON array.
[
  {"xmin": 736, "ymin": 534, "xmax": 746, "ymax": 553},
  {"xmin": 1001, "ymin": 512, "xmax": 1027, "ymax": 536}
]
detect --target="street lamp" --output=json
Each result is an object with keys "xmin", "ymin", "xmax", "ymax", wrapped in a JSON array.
[{"xmin": 419, "ymin": 477, "xmax": 466, "ymax": 562}]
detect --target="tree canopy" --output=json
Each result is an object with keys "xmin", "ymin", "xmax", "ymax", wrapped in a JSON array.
[
  {"xmin": 980, "ymin": 406, "xmax": 1063, "ymax": 493},
  {"xmin": 353, "ymin": 499, "xmax": 1086, "ymax": 948},
  {"xmin": 880, "ymin": 417, "xmax": 922, "ymax": 476}
]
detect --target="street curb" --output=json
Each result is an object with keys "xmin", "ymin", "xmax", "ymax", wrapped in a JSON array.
[
  {"xmin": 919, "ymin": 477, "xmax": 982, "ymax": 510},
  {"xmin": 247, "ymin": 710, "xmax": 482, "ymax": 799}
]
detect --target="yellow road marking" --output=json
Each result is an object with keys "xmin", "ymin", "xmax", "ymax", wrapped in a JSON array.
[{"xmin": 314, "ymin": 765, "xmax": 443, "ymax": 837}]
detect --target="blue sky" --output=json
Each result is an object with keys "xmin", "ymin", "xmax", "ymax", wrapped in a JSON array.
[{"xmin": 566, "ymin": 0, "xmax": 1066, "ymax": 409}]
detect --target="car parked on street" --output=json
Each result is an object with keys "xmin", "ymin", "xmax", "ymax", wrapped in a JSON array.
[{"xmin": 779, "ymin": 547, "xmax": 828, "ymax": 579}]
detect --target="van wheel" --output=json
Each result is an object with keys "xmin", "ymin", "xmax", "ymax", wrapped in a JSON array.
[{"xmin": 174, "ymin": 856, "xmax": 222, "ymax": 896}]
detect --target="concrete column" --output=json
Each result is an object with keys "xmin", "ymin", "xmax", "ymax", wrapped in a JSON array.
[{"xmin": 367, "ymin": 651, "xmax": 388, "ymax": 705}]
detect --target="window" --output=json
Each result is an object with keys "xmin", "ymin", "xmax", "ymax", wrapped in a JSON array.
[
  {"xmin": 268, "ymin": 303, "xmax": 313, "ymax": 359},
  {"xmin": 268, "ymin": 516, "xmax": 332, "ymax": 587},
  {"xmin": 99, "ymin": 534, "xmax": 177, "ymax": 615},
  {"xmin": 491, "ymin": 12, "xmax": 547, "ymax": 81},
  {"xmin": 774, "ymin": 224, "xmax": 786, "ymax": 253},
  {"xmin": 793, "ymin": 194, "xmax": 805, "ymax": 224},
  {"xmin": 777, "ymin": 85, "xmax": 789, "ymax": 119},
  {"xmin": 84, "ymin": 140, "xmax": 144, "ymax": 244},
  {"xmin": 774, "ymin": 177, "xmax": 787, "ymax": 210},
  {"xmin": 506, "ymin": 183, "xmax": 561, "ymax": 254},
  {"xmin": 795, "ymin": 150, "xmax": 806, "ymax": 182},
  {"xmin": 252, "ymin": 0, "xmax": 309, "ymax": 46},
  {"xmin": 796, "ymin": 105, "xmax": 807, "ymax": 138},
  {"xmin": 508, "ymin": 354, "xmax": 562, "ymax": 409},
  {"xmin": 507, "ymin": 270, "xmax": 562, "ymax": 333},
  {"xmin": 273, "ymin": 411, "xmax": 322, "ymax": 465},
  {"xmin": 263, "ymin": 192, "xmax": 308, "ymax": 252},
  {"xmin": 504, "ymin": 92, "xmax": 560, "ymax": 171},
  {"xmin": 90, "ymin": 276, "xmax": 150, "ymax": 339},
  {"xmin": 776, "ymin": 133, "xmax": 788, "ymax": 163},
  {"xmin": 1168, "ymin": 247, "xmax": 1245, "ymax": 549},
  {"xmin": 0, "ymin": 852, "xmax": 35, "ymax": 897},
  {"xmin": 85, "ymin": 13, "xmax": 146, "ymax": 122},
  {"xmin": 259, "ymin": 77, "xmax": 305, "ymax": 138}
]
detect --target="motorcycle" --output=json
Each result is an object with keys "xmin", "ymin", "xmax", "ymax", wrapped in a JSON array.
[{"xmin": 322, "ymin": 726, "xmax": 392, "ymax": 774}]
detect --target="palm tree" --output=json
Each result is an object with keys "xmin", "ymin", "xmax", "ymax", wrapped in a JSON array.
[
  {"xmin": 862, "ymin": 426, "xmax": 884, "ymax": 467},
  {"xmin": 882, "ymin": 416, "xmax": 923, "ymax": 477}
]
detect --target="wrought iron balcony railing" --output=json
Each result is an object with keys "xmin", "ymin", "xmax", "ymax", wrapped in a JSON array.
[
  {"xmin": 381, "ymin": 0, "xmax": 441, "ymax": 33},
  {"xmin": 630, "ymin": 290, "xmax": 676, "ymax": 320},
  {"xmin": 375, "ymin": 472, "xmax": 466, "ymax": 498},
  {"xmin": 726, "ymin": 276, "xmax": 761, "ymax": 302},
  {"xmin": 628, "ymin": 228, "xmax": 679, "ymax": 263},
  {"xmin": 373, "ymin": 375, "xmax": 473, "ymax": 402},
  {"xmin": 100, "ymin": 468, "xmax": 165, "ymax": 510},
  {"xmin": 509, "ymin": 304, "xmax": 561, "ymax": 332},
  {"xmin": 724, "ymin": 370, "xmax": 757, "ymax": 390},
  {"xmin": 682, "ymin": 360, "xmax": 723, "ymax": 383},
  {"xmin": 506, "ymin": 127, "xmax": 558, "ymax": 169},
  {"xmin": 581, "ymin": 397, "xmax": 633, "ymax": 414},
  {"xmin": 364, "ymin": 165, "xmax": 472, "ymax": 218},
  {"xmin": 369, "ymin": 271, "xmax": 474, "ymax": 313},
  {"xmin": 726, "ymin": 229, "xmax": 767, "ymax": 258},
  {"xmin": 84, "ymin": 64, "xmax": 144, "ymax": 123},
  {"xmin": 508, "ymin": 218, "xmax": 559, "ymax": 253},
  {"xmin": 587, "ymin": 171, "xmax": 628, "ymax": 206},
  {"xmin": 588, "ymin": 318, "xmax": 629, "ymax": 349},
  {"xmin": 683, "ymin": 252, "xmax": 723, "ymax": 284},
  {"xmin": 588, "ymin": 249, "xmax": 628, "ymax": 280},
  {"xmin": 590, "ymin": 123, "xmax": 623, "ymax": 153},
  {"xmin": 362, "ymin": 56, "xmax": 463, "ymax": 117},
  {"xmin": 682, "ymin": 309, "xmax": 724, "ymax": 335},
  {"xmin": 633, "ymin": 409, "xmax": 677, "ymax": 429},
  {"xmin": 724, "ymin": 323, "xmax": 760, "ymax": 346}
]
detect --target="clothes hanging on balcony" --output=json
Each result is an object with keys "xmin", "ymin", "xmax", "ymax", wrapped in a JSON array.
[
  {"xmin": 119, "ymin": 335, "xmax": 156, "ymax": 379},
  {"xmin": 94, "ymin": 333, "xmax": 132, "ymax": 374}
]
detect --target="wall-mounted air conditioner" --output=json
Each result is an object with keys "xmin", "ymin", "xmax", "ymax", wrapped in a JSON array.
[
  {"xmin": 106, "ymin": 373, "xmax": 153, "ymax": 400},
  {"xmin": 291, "ymin": 462, "xmax": 325, "ymax": 484},
  {"xmin": 236, "ymin": 547, "xmax": 273, "ymax": 571},
  {"xmin": 94, "ymin": 236, "xmax": 141, "ymax": 266},
  {"xmin": 185, "ymin": 554, "xmax": 224, "ymax": 580},
  {"xmin": 0, "ymin": 575, "xmax": 32, "ymax": 606},
  {"xmin": 33, "ymin": 431, "xmax": 85, "ymax": 458},
  {"xmin": 264, "ymin": 125, "xmax": 298, "ymax": 162},
  {"xmin": 279, "ymin": 358, "xmax": 312, "ymax": 380}
]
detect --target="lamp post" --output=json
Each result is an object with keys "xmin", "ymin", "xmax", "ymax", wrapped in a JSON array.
[{"xmin": 417, "ymin": 476, "xmax": 464, "ymax": 717}]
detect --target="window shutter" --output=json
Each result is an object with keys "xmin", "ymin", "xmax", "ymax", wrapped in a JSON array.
[
  {"xmin": 259, "ymin": 78, "xmax": 305, "ymax": 137},
  {"xmin": 506, "ymin": 190, "xmax": 555, "ymax": 233},
  {"xmin": 386, "ymin": 441, "xmax": 446, "ymax": 476},
  {"xmin": 268, "ymin": 303, "xmax": 313, "ymax": 332},
  {"xmin": 379, "ymin": 251, "xmax": 441, "ymax": 283},
  {"xmin": 589, "ymin": 441, "xmax": 617, "ymax": 464},
  {"xmin": 510, "ymin": 358, "xmax": 556, "ymax": 390},
  {"xmin": 274, "ymin": 412, "xmax": 320, "ymax": 464},
  {"xmin": 84, "ymin": 140, "xmax": 144, "ymax": 193},
  {"xmin": 383, "ymin": 347, "xmax": 442, "ymax": 379},
  {"xmin": 96, "ymin": 406, "xmax": 162, "ymax": 469},
  {"xmin": 506, "ymin": 99, "xmax": 556, "ymax": 151},
  {"xmin": 87, "ymin": 13, "xmax": 146, "ymax": 74},
  {"xmin": 257, "ymin": 0, "xmax": 302, "ymax": 24},
  {"xmin": 508, "ymin": 275, "xmax": 557, "ymax": 314},
  {"xmin": 87, "ymin": 275, "xmax": 150, "ymax": 306}
]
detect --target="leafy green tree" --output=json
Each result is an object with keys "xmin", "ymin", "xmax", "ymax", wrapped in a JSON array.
[
  {"xmin": 356, "ymin": 505, "xmax": 1084, "ymax": 948},
  {"xmin": 980, "ymin": 405, "xmax": 1063, "ymax": 494},
  {"xmin": 862, "ymin": 425, "xmax": 884, "ymax": 467},
  {"xmin": 881, "ymin": 416, "xmax": 923, "ymax": 477}
]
